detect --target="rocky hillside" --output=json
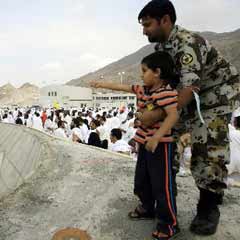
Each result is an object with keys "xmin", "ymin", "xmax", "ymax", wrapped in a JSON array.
[
  {"xmin": 67, "ymin": 28, "xmax": 240, "ymax": 87},
  {"xmin": 0, "ymin": 83, "xmax": 40, "ymax": 106}
]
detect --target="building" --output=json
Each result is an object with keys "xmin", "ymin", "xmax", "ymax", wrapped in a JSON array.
[
  {"xmin": 40, "ymin": 85, "xmax": 93, "ymax": 108},
  {"xmin": 40, "ymin": 85, "xmax": 136, "ymax": 109},
  {"xmin": 93, "ymin": 92, "xmax": 136, "ymax": 109}
]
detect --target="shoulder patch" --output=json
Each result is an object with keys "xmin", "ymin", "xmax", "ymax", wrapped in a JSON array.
[{"xmin": 180, "ymin": 53, "xmax": 193, "ymax": 65}]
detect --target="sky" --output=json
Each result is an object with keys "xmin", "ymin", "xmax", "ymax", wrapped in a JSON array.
[{"xmin": 1, "ymin": 0, "xmax": 239, "ymax": 87}]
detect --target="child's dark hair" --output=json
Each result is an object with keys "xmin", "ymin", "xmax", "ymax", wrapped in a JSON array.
[
  {"xmin": 138, "ymin": 0, "xmax": 176, "ymax": 24},
  {"xmin": 141, "ymin": 51, "xmax": 179, "ymax": 88}
]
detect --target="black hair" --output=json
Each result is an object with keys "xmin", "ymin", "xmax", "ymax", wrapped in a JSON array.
[
  {"xmin": 83, "ymin": 119, "xmax": 89, "ymax": 129},
  {"xmin": 235, "ymin": 116, "xmax": 240, "ymax": 128},
  {"xmin": 72, "ymin": 110, "xmax": 77, "ymax": 117},
  {"xmin": 128, "ymin": 111, "xmax": 134, "ymax": 118},
  {"xmin": 57, "ymin": 120, "xmax": 64, "ymax": 128},
  {"xmin": 15, "ymin": 118, "xmax": 23, "ymax": 125},
  {"xmin": 91, "ymin": 119, "xmax": 100, "ymax": 128},
  {"xmin": 101, "ymin": 139, "xmax": 108, "ymax": 149},
  {"xmin": 138, "ymin": 0, "xmax": 176, "ymax": 24},
  {"xmin": 110, "ymin": 128, "xmax": 122, "ymax": 140},
  {"xmin": 64, "ymin": 110, "xmax": 70, "ymax": 117},
  {"xmin": 100, "ymin": 116, "xmax": 106, "ymax": 122},
  {"xmin": 141, "ymin": 51, "xmax": 179, "ymax": 88},
  {"xmin": 72, "ymin": 117, "xmax": 80, "ymax": 128},
  {"xmin": 88, "ymin": 132, "xmax": 101, "ymax": 147}
]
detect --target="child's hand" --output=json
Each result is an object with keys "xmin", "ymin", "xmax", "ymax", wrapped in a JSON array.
[
  {"xmin": 145, "ymin": 136, "xmax": 159, "ymax": 153},
  {"xmin": 90, "ymin": 81, "xmax": 102, "ymax": 88}
]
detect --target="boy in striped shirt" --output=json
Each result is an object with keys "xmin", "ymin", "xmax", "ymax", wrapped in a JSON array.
[{"xmin": 90, "ymin": 51, "xmax": 179, "ymax": 240}]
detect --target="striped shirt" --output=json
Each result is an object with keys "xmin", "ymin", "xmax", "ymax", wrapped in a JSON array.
[{"xmin": 132, "ymin": 84, "xmax": 178, "ymax": 144}]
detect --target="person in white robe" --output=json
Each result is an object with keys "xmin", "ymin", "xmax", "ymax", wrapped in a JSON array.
[
  {"xmin": 54, "ymin": 120, "xmax": 68, "ymax": 139},
  {"xmin": 32, "ymin": 112, "xmax": 43, "ymax": 131},
  {"xmin": 109, "ymin": 128, "xmax": 130, "ymax": 154},
  {"xmin": 227, "ymin": 116, "xmax": 240, "ymax": 175}
]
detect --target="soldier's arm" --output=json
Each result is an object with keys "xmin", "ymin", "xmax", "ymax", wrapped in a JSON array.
[
  {"xmin": 138, "ymin": 108, "xmax": 165, "ymax": 127},
  {"xmin": 176, "ymin": 36, "xmax": 203, "ymax": 108},
  {"xmin": 177, "ymin": 86, "xmax": 200, "ymax": 109},
  {"xmin": 139, "ymin": 86, "xmax": 198, "ymax": 127}
]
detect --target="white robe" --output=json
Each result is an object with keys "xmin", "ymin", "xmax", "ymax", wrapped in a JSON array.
[
  {"xmin": 2, "ymin": 118, "xmax": 9, "ymax": 123},
  {"xmin": 54, "ymin": 128, "xmax": 68, "ymax": 139},
  {"xmin": 44, "ymin": 119, "xmax": 54, "ymax": 133},
  {"xmin": 227, "ymin": 124, "xmax": 240, "ymax": 174},
  {"xmin": 109, "ymin": 139, "xmax": 130, "ymax": 153},
  {"xmin": 32, "ymin": 116, "xmax": 43, "ymax": 131},
  {"xmin": 80, "ymin": 123, "xmax": 90, "ymax": 143},
  {"xmin": 71, "ymin": 127, "xmax": 83, "ymax": 142}
]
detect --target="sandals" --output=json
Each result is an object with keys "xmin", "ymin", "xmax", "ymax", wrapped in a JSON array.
[
  {"xmin": 152, "ymin": 231, "xmax": 170, "ymax": 240},
  {"xmin": 152, "ymin": 227, "xmax": 180, "ymax": 240},
  {"xmin": 128, "ymin": 205, "xmax": 155, "ymax": 220}
]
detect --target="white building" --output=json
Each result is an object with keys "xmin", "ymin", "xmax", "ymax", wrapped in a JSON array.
[
  {"xmin": 40, "ymin": 85, "xmax": 136, "ymax": 109},
  {"xmin": 40, "ymin": 85, "xmax": 93, "ymax": 108},
  {"xmin": 93, "ymin": 92, "xmax": 136, "ymax": 109}
]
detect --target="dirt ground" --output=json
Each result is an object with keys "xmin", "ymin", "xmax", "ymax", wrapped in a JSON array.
[{"xmin": 0, "ymin": 141, "xmax": 240, "ymax": 240}]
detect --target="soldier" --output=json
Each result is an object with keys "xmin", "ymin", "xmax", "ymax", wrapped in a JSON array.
[{"xmin": 137, "ymin": 0, "xmax": 240, "ymax": 236}]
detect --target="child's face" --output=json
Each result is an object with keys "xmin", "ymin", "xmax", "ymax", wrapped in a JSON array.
[{"xmin": 141, "ymin": 64, "xmax": 159, "ymax": 88}]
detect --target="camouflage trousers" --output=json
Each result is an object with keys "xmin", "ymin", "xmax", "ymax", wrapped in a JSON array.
[
  {"xmin": 190, "ymin": 109, "xmax": 231, "ymax": 194},
  {"xmin": 190, "ymin": 77, "xmax": 240, "ymax": 194},
  {"xmin": 173, "ymin": 74, "xmax": 240, "ymax": 194}
]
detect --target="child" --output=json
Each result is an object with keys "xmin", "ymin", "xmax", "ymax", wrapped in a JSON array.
[{"xmin": 90, "ymin": 51, "xmax": 179, "ymax": 240}]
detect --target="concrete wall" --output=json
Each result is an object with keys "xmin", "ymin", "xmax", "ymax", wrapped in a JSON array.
[{"xmin": 0, "ymin": 123, "xmax": 55, "ymax": 199}]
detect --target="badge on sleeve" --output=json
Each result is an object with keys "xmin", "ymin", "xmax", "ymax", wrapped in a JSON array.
[{"xmin": 180, "ymin": 53, "xmax": 193, "ymax": 65}]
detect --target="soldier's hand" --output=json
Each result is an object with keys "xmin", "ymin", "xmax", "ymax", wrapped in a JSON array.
[
  {"xmin": 90, "ymin": 81, "xmax": 102, "ymax": 88},
  {"xmin": 141, "ymin": 108, "xmax": 165, "ymax": 127},
  {"xmin": 145, "ymin": 136, "xmax": 159, "ymax": 153},
  {"xmin": 135, "ymin": 111, "xmax": 143, "ymax": 120}
]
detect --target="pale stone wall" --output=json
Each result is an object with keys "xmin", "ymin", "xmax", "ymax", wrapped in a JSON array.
[{"xmin": 0, "ymin": 123, "xmax": 56, "ymax": 199}]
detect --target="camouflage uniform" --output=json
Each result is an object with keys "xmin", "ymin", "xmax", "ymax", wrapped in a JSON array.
[{"xmin": 155, "ymin": 25, "xmax": 240, "ymax": 194}]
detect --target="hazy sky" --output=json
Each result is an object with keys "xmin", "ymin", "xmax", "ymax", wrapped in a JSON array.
[{"xmin": 1, "ymin": 0, "xmax": 239, "ymax": 87}]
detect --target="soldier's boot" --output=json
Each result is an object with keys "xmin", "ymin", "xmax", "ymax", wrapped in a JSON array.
[{"xmin": 190, "ymin": 188, "xmax": 220, "ymax": 235}]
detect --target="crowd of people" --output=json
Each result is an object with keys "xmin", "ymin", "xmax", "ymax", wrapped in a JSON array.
[{"xmin": 0, "ymin": 106, "xmax": 138, "ymax": 155}]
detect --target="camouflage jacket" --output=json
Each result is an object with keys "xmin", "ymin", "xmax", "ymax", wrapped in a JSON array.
[{"xmin": 155, "ymin": 25, "xmax": 240, "ymax": 114}]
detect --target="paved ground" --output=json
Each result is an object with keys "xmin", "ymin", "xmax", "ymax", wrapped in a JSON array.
[{"xmin": 0, "ymin": 124, "xmax": 240, "ymax": 240}]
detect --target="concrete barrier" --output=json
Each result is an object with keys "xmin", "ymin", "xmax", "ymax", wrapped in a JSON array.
[{"xmin": 0, "ymin": 123, "xmax": 56, "ymax": 199}]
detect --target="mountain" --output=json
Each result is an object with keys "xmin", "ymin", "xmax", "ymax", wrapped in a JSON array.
[
  {"xmin": 67, "ymin": 28, "xmax": 240, "ymax": 87},
  {"xmin": 19, "ymin": 83, "xmax": 38, "ymax": 90},
  {"xmin": 0, "ymin": 83, "xmax": 40, "ymax": 106},
  {"xmin": 0, "ymin": 83, "xmax": 16, "ymax": 94}
]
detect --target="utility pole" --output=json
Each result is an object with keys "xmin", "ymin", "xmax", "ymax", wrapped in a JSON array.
[{"xmin": 118, "ymin": 72, "xmax": 125, "ymax": 84}]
